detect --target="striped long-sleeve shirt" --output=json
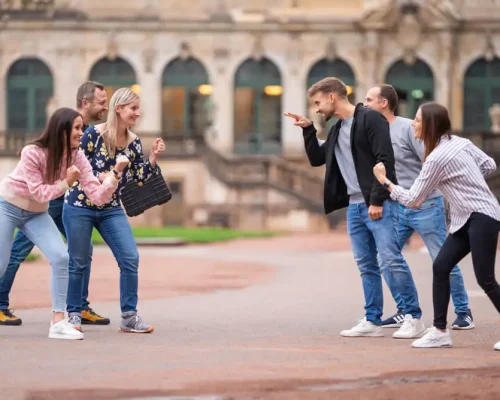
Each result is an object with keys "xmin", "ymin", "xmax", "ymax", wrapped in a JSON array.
[{"xmin": 390, "ymin": 135, "xmax": 500, "ymax": 233}]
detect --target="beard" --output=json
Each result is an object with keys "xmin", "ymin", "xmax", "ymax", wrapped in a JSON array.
[{"xmin": 323, "ymin": 109, "xmax": 335, "ymax": 122}]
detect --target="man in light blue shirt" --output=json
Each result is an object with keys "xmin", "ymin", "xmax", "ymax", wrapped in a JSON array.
[{"xmin": 365, "ymin": 84, "xmax": 474, "ymax": 330}]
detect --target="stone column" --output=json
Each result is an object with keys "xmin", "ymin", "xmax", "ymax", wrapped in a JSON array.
[
  {"xmin": 208, "ymin": 48, "xmax": 234, "ymax": 153},
  {"xmin": 435, "ymin": 32, "xmax": 453, "ymax": 112},
  {"xmin": 134, "ymin": 44, "xmax": 162, "ymax": 134},
  {"xmin": 281, "ymin": 34, "xmax": 307, "ymax": 157},
  {"xmin": 135, "ymin": 72, "xmax": 161, "ymax": 134},
  {"xmin": 54, "ymin": 49, "xmax": 83, "ymax": 110},
  {"xmin": 358, "ymin": 31, "xmax": 380, "ymax": 102},
  {"xmin": 0, "ymin": 49, "xmax": 5, "ymax": 132},
  {"xmin": 281, "ymin": 71, "xmax": 307, "ymax": 157}
]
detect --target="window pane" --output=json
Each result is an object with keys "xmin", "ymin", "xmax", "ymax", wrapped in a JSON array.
[
  {"xmin": 463, "ymin": 85, "xmax": 486, "ymax": 130},
  {"xmin": 162, "ymin": 87, "xmax": 186, "ymax": 135},
  {"xmin": 8, "ymin": 88, "xmax": 29, "ymax": 131},
  {"xmin": 234, "ymin": 88, "xmax": 256, "ymax": 143},
  {"xmin": 189, "ymin": 91, "xmax": 210, "ymax": 134},
  {"xmin": 260, "ymin": 93, "xmax": 281, "ymax": 142}
]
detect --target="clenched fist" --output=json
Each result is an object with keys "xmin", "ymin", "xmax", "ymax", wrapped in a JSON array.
[
  {"xmin": 66, "ymin": 165, "xmax": 80, "ymax": 187},
  {"xmin": 149, "ymin": 138, "xmax": 165, "ymax": 165},
  {"xmin": 373, "ymin": 162, "xmax": 387, "ymax": 184},
  {"xmin": 115, "ymin": 155, "xmax": 129, "ymax": 172}
]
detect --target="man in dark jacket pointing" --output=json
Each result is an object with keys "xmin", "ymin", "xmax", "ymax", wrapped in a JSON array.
[{"xmin": 285, "ymin": 77, "xmax": 425, "ymax": 339}]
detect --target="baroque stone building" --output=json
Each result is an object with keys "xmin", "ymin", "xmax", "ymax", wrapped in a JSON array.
[{"xmin": 1, "ymin": 0, "xmax": 499, "ymax": 230}]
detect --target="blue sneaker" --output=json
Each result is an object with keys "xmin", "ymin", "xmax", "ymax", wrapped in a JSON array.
[
  {"xmin": 381, "ymin": 312, "xmax": 405, "ymax": 328},
  {"xmin": 452, "ymin": 311, "xmax": 475, "ymax": 330}
]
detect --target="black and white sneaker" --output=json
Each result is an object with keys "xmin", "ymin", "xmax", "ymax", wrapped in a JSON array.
[
  {"xmin": 381, "ymin": 312, "xmax": 405, "ymax": 328},
  {"xmin": 452, "ymin": 311, "xmax": 475, "ymax": 330}
]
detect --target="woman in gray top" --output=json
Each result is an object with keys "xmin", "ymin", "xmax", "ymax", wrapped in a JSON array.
[{"xmin": 373, "ymin": 102, "xmax": 500, "ymax": 350}]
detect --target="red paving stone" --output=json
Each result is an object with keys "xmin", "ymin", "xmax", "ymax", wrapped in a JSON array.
[{"xmin": 10, "ymin": 254, "xmax": 275, "ymax": 310}]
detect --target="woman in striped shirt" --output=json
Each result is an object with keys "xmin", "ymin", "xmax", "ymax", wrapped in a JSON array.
[{"xmin": 373, "ymin": 102, "xmax": 500, "ymax": 350}]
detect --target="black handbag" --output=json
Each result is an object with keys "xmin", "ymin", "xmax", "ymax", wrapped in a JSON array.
[
  {"xmin": 90, "ymin": 133, "xmax": 172, "ymax": 217},
  {"xmin": 120, "ymin": 173, "xmax": 172, "ymax": 217}
]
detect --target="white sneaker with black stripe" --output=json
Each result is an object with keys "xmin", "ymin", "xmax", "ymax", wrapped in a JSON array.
[
  {"xmin": 381, "ymin": 312, "xmax": 405, "ymax": 328},
  {"xmin": 393, "ymin": 314, "xmax": 427, "ymax": 339}
]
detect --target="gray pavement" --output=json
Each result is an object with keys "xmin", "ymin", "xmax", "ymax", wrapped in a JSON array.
[{"xmin": 2, "ymin": 244, "xmax": 500, "ymax": 399}]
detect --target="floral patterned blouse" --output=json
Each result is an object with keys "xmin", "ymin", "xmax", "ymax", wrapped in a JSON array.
[{"xmin": 65, "ymin": 125, "xmax": 160, "ymax": 210}]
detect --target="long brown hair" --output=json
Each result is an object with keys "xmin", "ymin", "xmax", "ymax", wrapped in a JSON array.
[
  {"xmin": 419, "ymin": 102, "xmax": 452, "ymax": 160},
  {"xmin": 27, "ymin": 107, "xmax": 80, "ymax": 184}
]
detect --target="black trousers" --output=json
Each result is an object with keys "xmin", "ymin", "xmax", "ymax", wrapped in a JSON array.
[{"xmin": 433, "ymin": 212, "xmax": 500, "ymax": 329}]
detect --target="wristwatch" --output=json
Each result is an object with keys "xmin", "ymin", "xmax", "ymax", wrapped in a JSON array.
[
  {"xmin": 112, "ymin": 169, "xmax": 120, "ymax": 180},
  {"xmin": 382, "ymin": 179, "xmax": 391, "ymax": 189}
]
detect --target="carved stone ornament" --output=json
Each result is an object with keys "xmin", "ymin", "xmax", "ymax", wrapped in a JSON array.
[
  {"xmin": 325, "ymin": 37, "xmax": 336, "ymax": 62},
  {"xmin": 106, "ymin": 32, "xmax": 118, "ymax": 61},
  {"xmin": 179, "ymin": 41, "xmax": 191, "ymax": 61},
  {"xmin": 250, "ymin": 34, "xmax": 264, "ymax": 61},
  {"xmin": 142, "ymin": 41, "xmax": 156, "ymax": 73},
  {"xmin": 213, "ymin": 46, "xmax": 230, "ymax": 75},
  {"xmin": 397, "ymin": 13, "xmax": 421, "ymax": 65},
  {"xmin": 484, "ymin": 35, "xmax": 496, "ymax": 62},
  {"xmin": 287, "ymin": 33, "xmax": 302, "ymax": 76}
]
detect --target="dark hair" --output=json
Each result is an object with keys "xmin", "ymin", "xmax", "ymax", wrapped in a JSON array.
[
  {"xmin": 308, "ymin": 77, "xmax": 347, "ymax": 98},
  {"xmin": 419, "ymin": 102, "xmax": 452, "ymax": 160},
  {"xmin": 27, "ymin": 107, "xmax": 81, "ymax": 184},
  {"xmin": 377, "ymin": 84, "xmax": 398, "ymax": 112},
  {"xmin": 76, "ymin": 80, "xmax": 105, "ymax": 108}
]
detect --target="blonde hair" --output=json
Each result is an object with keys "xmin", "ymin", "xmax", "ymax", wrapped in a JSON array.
[{"xmin": 102, "ymin": 87, "xmax": 139, "ymax": 157}]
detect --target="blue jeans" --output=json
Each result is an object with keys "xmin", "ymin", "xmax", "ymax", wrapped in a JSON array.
[
  {"xmin": 63, "ymin": 204, "xmax": 139, "ymax": 315},
  {"xmin": 0, "ymin": 197, "xmax": 69, "ymax": 312},
  {"xmin": 0, "ymin": 196, "xmax": 93, "ymax": 311},
  {"xmin": 347, "ymin": 201, "xmax": 421, "ymax": 325},
  {"xmin": 382, "ymin": 196, "xmax": 470, "ymax": 316}
]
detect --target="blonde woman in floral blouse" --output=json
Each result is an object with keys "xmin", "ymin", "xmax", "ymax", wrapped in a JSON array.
[{"xmin": 63, "ymin": 88, "xmax": 165, "ymax": 335}]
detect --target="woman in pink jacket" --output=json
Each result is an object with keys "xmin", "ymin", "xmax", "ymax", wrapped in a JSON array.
[{"xmin": 0, "ymin": 107, "xmax": 127, "ymax": 340}]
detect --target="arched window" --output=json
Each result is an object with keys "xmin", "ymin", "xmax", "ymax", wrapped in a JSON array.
[
  {"xmin": 385, "ymin": 59, "xmax": 434, "ymax": 118},
  {"xmin": 162, "ymin": 57, "xmax": 210, "ymax": 137},
  {"xmin": 307, "ymin": 58, "xmax": 356, "ymax": 100},
  {"xmin": 234, "ymin": 57, "xmax": 282, "ymax": 154},
  {"xmin": 463, "ymin": 57, "xmax": 500, "ymax": 131},
  {"xmin": 89, "ymin": 57, "xmax": 137, "ymax": 99},
  {"xmin": 7, "ymin": 58, "xmax": 53, "ymax": 133}
]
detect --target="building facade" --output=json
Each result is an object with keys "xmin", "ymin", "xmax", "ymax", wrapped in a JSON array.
[{"xmin": 1, "ymin": 0, "xmax": 500, "ymax": 230}]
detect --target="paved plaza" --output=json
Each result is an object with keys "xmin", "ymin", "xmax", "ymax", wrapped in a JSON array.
[{"xmin": 2, "ymin": 233, "xmax": 500, "ymax": 399}]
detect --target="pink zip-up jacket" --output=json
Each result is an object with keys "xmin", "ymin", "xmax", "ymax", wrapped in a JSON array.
[{"xmin": 0, "ymin": 144, "xmax": 119, "ymax": 212}]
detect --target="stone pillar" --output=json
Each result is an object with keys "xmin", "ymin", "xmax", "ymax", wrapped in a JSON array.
[
  {"xmin": 208, "ymin": 49, "xmax": 234, "ymax": 153},
  {"xmin": 54, "ymin": 49, "xmax": 86, "ymax": 110},
  {"xmin": 281, "ymin": 34, "xmax": 307, "ymax": 157},
  {"xmin": 435, "ymin": 32, "xmax": 453, "ymax": 112},
  {"xmin": 135, "ymin": 71, "xmax": 161, "ymax": 134},
  {"xmin": 281, "ymin": 71, "xmax": 306, "ymax": 157},
  {"xmin": 134, "ymin": 43, "xmax": 162, "ymax": 134},
  {"xmin": 359, "ymin": 31, "xmax": 380, "ymax": 102},
  {"xmin": 0, "ymin": 51, "xmax": 5, "ymax": 132}
]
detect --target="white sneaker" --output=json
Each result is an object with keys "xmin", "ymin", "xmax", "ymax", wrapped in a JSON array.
[
  {"xmin": 48, "ymin": 319, "xmax": 84, "ymax": 340},
  {"xmin": 412, "ymin": 327, "xmax": 452, "ymax": 348},
  {"xmin": 340, "ymin": 318, "xmax": 383, "ymax": 337},
  {"xmin": 393, "ymin": 314, "xmax": 427, "ymax": 339},
  {"xmin": 494, "ymin": 341, "xmax": 500, "ymax": 351}
]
